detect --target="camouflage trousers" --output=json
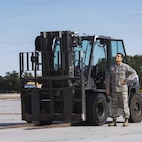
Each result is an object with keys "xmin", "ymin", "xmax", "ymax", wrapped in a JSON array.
[{"xmin": 111, "ymin": 91, "xmax": 130, "ymax": 119}]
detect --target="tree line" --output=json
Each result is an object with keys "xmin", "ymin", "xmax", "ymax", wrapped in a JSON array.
[
  {"xmin": 0, "ymin": 71, "xmax": 20, "ymax": 93},
  {"xmin": 0, "ymin": 55, "xmax": 142, "ymax": 93},
  {"xmin": 127, "ymin": 55, "xmax": 142, "ymax": 89}
]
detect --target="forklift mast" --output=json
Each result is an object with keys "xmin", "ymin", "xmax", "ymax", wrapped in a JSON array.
[{"xmin": 35, "ymin": 31, "xmax": 76, "ymax": 77}]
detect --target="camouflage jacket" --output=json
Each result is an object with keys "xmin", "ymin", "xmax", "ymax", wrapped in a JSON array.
[{"xmin": 105, "ymin": 62, "xmax": 137, "ymax": 93}]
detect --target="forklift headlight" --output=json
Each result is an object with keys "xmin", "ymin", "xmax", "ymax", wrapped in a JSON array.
[{"xmin": 71, "ymin": 36, "xmax": 82, "ymax": 47}]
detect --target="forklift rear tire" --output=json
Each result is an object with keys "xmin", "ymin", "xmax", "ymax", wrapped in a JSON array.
[
  {"xmin": 86, "ymin": 93, "xmax": 108, "ymax": 126},
  {"xmin": 129, "ymin": 94, "xmax": 142, "ymax": 123}
]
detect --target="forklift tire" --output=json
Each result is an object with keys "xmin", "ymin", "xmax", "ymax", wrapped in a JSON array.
[
  {"xmin": 33, "ymin": 120, "xmax": 53, "ymax": 126},
  {"xmin": 27, "ymin": 120, "xmax": 32, "ymax": 123},
  {"xmin": 129, "ymin": 94, "xmax": 142, "ymax": 123},
  {"xmin": 86, "ymin": 93, "xmax": 108, "ymax": 126},
  {"xmin": 40, "ymin": 120, "xmax": 53, "ymax": 126}
]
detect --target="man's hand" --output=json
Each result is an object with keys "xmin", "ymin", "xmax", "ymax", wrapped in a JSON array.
[
  {"xmin": 120, "ymin": 79, "xmax": 126, "ymax": 85},
  {"xmin": 106, "ymin": 90, "xmax": 110, "ymax": 96},
  {"xmin": 106, "ymin": 91, "xmax": 111, "ymax": 102}
]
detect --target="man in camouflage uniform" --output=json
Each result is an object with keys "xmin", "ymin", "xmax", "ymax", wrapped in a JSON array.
[{"xmin": 106, "ymin": 53, "xmax": 137, "ymax": 127}]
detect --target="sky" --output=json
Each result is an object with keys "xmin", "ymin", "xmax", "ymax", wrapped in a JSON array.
[{"xmin": 0, "ymin": 0, "xmax": 142, "ymax": 76}]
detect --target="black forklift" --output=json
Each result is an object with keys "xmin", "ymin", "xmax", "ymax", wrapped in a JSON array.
[{"xmin": 19, "ymin": 30, "xmax": 142, "ymax": 126}]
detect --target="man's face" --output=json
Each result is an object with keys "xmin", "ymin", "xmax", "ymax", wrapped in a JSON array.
[{"xmin": 116, "ymin": 54, "xmax": 123, "ymax": 62}]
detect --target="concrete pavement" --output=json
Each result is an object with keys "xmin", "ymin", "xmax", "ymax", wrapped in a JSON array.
[{"xmin": 0, "ymin": 94, "xmax": 142, "ymax": 142}]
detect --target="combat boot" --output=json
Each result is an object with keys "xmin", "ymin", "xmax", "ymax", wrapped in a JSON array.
[
  {"xmin": 108, "ymin": 119, "xmax": 117, "ymax": 126},
  {"xmin": 123, "ymin": 118, "xmax": 129, "ymax": 127}
]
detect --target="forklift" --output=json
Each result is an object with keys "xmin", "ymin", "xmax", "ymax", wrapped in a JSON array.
[{"xmin": 19, "ymin": 30, "xmax": 142, "ymax": 125}]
